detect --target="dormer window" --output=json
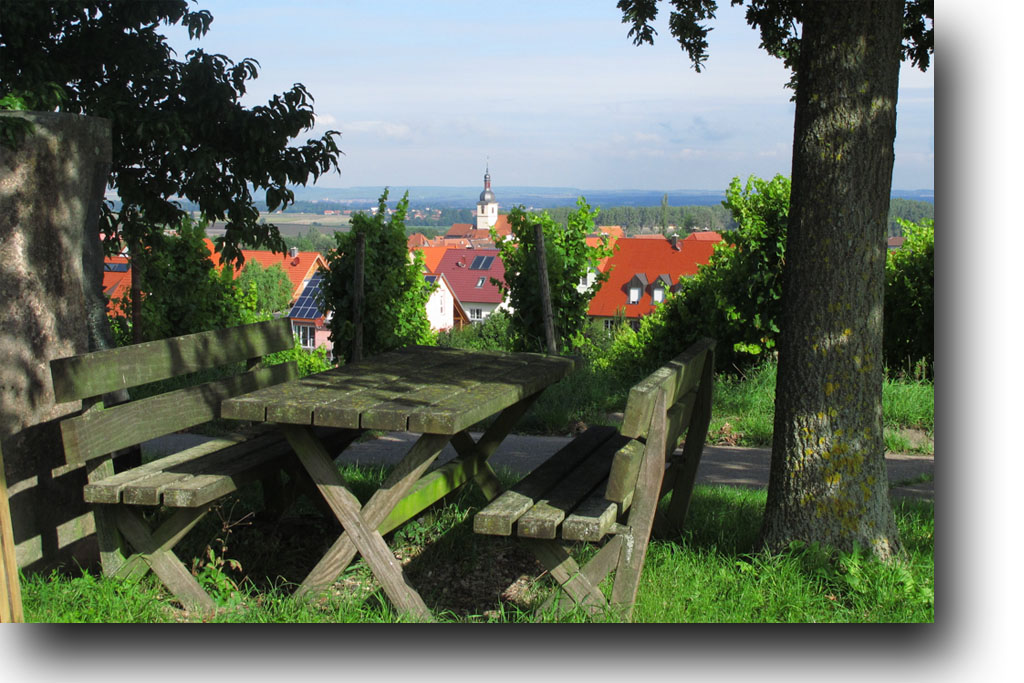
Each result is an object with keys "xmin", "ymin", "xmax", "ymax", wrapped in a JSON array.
[
  {"xmin": 627, "ymin": 273, "xmax": 649, "ymax": 305},
  {"xmin": 652, "ymin": 274, "xmax": 672, "ymax": 305}
]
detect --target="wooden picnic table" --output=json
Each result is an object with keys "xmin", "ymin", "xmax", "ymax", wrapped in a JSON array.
[{"xmin": 220, "ymin": 344, "xmax": 574, "ymax": 620}]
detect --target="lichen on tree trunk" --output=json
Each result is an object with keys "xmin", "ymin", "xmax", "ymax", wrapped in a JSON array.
[{"xmin": 760, "ymin": 0, "xmax": 905, "ymax": 560}]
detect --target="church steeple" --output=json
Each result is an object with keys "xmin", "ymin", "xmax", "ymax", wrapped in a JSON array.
[{"xmin": 476, "ymin": 163, "xmax": 498, "ymax": 229}]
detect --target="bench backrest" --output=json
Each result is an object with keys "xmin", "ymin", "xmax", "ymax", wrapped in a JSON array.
[
  {"xmin": 604, "ymin": 338, "xmax": 715, "ymax": 506},
  {"xmin": 49, "ymin": 319, "xmax": 299, "ymax": 466}
]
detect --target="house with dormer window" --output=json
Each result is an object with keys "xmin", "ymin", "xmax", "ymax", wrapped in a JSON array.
[
  {"xmin": 432, "ymin": 247, "xmax": 506, "ymax": 323},
  {"xmin": 587, "ymin": 233, "xmax": 722, "ymax": 330}
]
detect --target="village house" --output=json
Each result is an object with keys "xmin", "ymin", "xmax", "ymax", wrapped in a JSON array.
[
  {"xmin": 424, "ymin": 272, "xmax": 469, "ymax": 332},
  {"xmin": 587, "ymin": 233, "xmax": 722, "ymax": 330},
  {"xmin": 432, "ymin": 248, "xmax": 506, "ymax": 323}
]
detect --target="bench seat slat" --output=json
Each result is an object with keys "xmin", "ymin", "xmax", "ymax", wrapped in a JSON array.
[
  {"xmin": 83, "ymin": 435, "xmax": 249, "ymax": 504},
  {"xmin": 516, "ymin": 433, "xmax": 633, "ymax": 540},
  {"xmin": 85, "ymin": 432, "xmax": 289, "ymax": 506},
  {"xmin": 562, "ymin": 490, "xmax": 619, "ymax": 542},
  {"xmin": 473, "ymin": 426, "xmax": 617, "ymax": 536},
  {"xmin": 160, "ymin": 427, "xmax": 358, "ymax": 510}
]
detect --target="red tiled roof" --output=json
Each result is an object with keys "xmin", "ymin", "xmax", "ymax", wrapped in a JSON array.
[
  {"xmin": 102, "ymin": 255, "xmax": 131, "ymax": 314},
  {"xmin": 587, "ymin": 237, "xmax": 720, "ymax": 318},
  {"xmin": 585, "ymin": 235, "xmax": 617, "ymax": 272},
  {"xmin": 446, "ymin": 223, "xmax": 474, "ymax": 237},
  {"xmin": 414, "ymin": 246, "xmax": 449, "ymax": 274},
  {"xmin": 491, "ymin": 214, "xmax": 512, "ymax": 238},
  {"xmin": 407, "ymin": 233, "xmax": 430, "ymax": 249},
  {"xmin": 433, "ymin": 248, "xmax": 505, "ymax": 305},
  {"xmin": 595, "ymin": 225, "xmax": 625, "ymax": 239},
  {"xmin": 686, "ymin": 231, "xmax": 724, "ymax": 242},
  {"xmin": 204, "ymin": 239, "xmax": 327, "ymax": 302}
]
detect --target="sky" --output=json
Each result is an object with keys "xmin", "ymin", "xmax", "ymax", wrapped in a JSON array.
[{"xmin": 162, "ymin": 0, "xmax": 935, "ymax": 193}]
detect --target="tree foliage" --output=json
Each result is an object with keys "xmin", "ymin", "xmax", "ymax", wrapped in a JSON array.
[
  {"xmin": 640, "ymin": 175, "xmax": 789, "ymax": 371},
  {"xmin": 884, "ymin": 218, "xmax": 934, "ymax": 376},
  {"xmin": 236, "ymin": 261, "xmax": 294, "ymax": 315},
  {"xmin": 1, "ymin": 0, "xmax": 341, "ymax": 264},
  {"xmin": 108, "ymin": 217, "xmax": 256, "ymax": 344},
  {"xmin": 320, "ymin": 190, "xmax": 435, "ymax": 363},
  {"xmin": 1, "ymin": 0, "xmax": 342, "ymax": 343},
  {"xmin": 494, "ymin": 198, "xmax": 612, "ymax": 353}
]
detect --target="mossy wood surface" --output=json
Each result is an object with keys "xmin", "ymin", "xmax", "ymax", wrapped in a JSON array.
[
  {"xmin": 49, "ymin": 319, "xmax": 294, "ymax": 403},
  {"xmin": 619, "ymin": 338, "xmax": 714, "ymax": 439},
  {"xmin": 471, "ymin": 338, "xmax": 716, "ymax": 621},
  {"xmin": 47, "ymin": 319, "xmax": 313, "ymax": 614},
  {"xmin": 61, "ymin": 363, "xmax": 298, "ymax": 465},
  {"xmin": 222, "ymin": 346, "xmax": 574, "ymax": 434}
]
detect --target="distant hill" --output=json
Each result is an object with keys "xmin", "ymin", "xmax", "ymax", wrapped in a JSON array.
[
  {"xmin": 283, "ymin": 185, "xmax": 933, "ymax": 210},
  {"xmin": 163, "ymin": 185, "xmax": 933, "ymax": 214}
]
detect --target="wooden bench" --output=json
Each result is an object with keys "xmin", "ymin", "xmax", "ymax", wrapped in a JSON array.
[
  {"xmin": 474, "ymin": 338, "xmax": 715, "ymax": 621},
  {"xmin": 48, "ymin": 318, "xmax": 352, "ymax": 613}
]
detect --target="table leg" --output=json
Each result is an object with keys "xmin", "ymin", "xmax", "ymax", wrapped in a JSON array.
[
  {"xmin": 449, "ymin": 390, "xmax": 544, "ymax": 501},
  {"xmin": 284, "ymin": 426, "xmax": 450, "ymax": 619}
]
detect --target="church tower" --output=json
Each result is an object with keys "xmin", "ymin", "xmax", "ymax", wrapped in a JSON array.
[{"xmin": 476, "ymin": 165, "xmax": 498, "ymax": 230}]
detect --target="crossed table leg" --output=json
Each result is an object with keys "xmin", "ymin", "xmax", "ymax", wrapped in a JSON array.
[{"xmin": 280, "ymin": 391, "xmax": 541, "ymax": 621}]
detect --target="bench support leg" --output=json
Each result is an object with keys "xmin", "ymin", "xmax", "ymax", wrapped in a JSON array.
[
  {"xmin": 657, "ymin": 352, "xmax": 714, "ymax": 536},
  {"xmin": 108, "ymin": 506, "xmax": 216, "ymax": 614}
]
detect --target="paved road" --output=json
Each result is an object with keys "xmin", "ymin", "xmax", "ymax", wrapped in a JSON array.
[
  {"xmin": 329, "ymin": 431, "xmax": 935, "ymax": 501},
  {"xmin": 144, "ymin": 430, "xmax": 933, "ymax": 500}
]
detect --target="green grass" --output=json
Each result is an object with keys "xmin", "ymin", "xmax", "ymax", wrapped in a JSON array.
[
  {"xmin": 18, "ymin": 471, "xmax": 933, "ymax": 623},
  {"xmin": 701, "ymin": 361, "xmax": 933, "ymax": 453}
]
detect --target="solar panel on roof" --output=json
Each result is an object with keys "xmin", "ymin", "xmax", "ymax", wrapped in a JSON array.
[
  {"xmin": 469, "ymin": 255, "xmax": 494, "ymax": 270},
  {"xmin": 104, "ymin": 262, "xmax": 129, "ymax": 272},
  {"xmin": 288, "ymin": 272, "xmax": 324, "ymax": 320}
]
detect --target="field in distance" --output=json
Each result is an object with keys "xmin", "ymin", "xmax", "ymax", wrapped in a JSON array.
[{"xmin": 197, "ymin": 212, "xmax": 351, "ymax": 237}]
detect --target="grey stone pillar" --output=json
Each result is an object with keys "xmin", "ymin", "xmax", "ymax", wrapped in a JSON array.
[{"xmin": 0, "ymin": 112, "xmax": 111, "ymax": 571}]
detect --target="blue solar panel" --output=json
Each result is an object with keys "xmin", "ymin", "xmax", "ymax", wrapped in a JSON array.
[
  {"xmin": 469, "ymin": 255, "xmax": 494, "ymax": 270},
  {"xmin": 288, "ymin": 273, "xmax": 324, "ymax": 320},
  {"xmin": 104, "ymin": 262, "xmax": 130, "ymax": 272}
]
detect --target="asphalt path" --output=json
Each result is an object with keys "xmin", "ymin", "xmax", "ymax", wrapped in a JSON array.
[
  {"xmin": 328, "ymin": 431, "xmax": 935, "ymax": 501},
  {"xmin": 144, "ymin": 430, "xmax": 933, "ymax": 501}
]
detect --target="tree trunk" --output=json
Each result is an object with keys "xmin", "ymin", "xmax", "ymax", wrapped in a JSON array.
[{"xmin": 760, "ymin": 1, "xmax": 904, "ymax": 559}]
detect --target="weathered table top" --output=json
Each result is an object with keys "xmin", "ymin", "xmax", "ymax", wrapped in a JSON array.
[{"xmin": 222, "ymin": 345, "xmax": 575, "ymax": 435}]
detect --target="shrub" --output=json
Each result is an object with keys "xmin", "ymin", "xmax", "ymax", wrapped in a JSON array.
[
  {"xmin": 884, "ymin": 218, "xmax": 934, "ymax": 377},
  {"xmin": 320, "ymin": 189, "xmax": 435, "ymax": 362}
]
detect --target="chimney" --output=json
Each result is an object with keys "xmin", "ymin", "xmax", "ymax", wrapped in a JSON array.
[{"xmin": 289, "ymin": 246, "xmax": 299, "ymax": 258}]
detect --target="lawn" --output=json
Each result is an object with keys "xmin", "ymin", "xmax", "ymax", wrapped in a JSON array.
[{"xmin": 19, "ymin": 471, "xmax": 933, "ymax": 623}]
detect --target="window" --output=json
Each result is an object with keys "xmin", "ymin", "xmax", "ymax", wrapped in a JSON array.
[
  {"xmin": 470, "ymin": 308, "xmax": 484, "ymax": 321},
  {"xmin": 294, "ymin": 323, "xmax": 316, "ymax": 350},
  {"xmin": 604, "ymin": 319, "xmax": 615, "ymax": 331},
  {"xmin": 476, "ymin": 277, "xmax": 486, "ymax": 288},
  {"xmin": 652, "ymin": 286, "xmax": 665, "ymax": 304},
  {"xmin": 628, "ymin": 285, "xmax": 641, "ymax": 305},
  {"xmin": 630, "ymin": 319, "xmax": 641, "ymax": 332}
]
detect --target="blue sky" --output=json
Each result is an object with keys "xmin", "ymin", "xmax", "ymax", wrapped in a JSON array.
[{"xmin": 163, "ymin": 1, "xmax": 934, "ymax": 192}]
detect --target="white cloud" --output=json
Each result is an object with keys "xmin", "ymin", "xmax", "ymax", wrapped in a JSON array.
[{"xmin": 343, "ymin": 120, "xmax": 413, "ymax": 140}]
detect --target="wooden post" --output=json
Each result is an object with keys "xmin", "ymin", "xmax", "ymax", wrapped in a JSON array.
[
  {"xmin": 533, "ymin": 223, "xmax": 558, "ymax": 355},
  {"xmin": 0, "ymin": 444, "xmax": 24, "ymax": 623},
  {"xmin": 351, "ymin": 231, "xmax": 365, "ymax": 363}
]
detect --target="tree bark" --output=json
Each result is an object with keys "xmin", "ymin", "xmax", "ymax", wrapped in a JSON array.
[{"xmin": 760, "ymin": 1, "xmax": 904, "ymax": 559}]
